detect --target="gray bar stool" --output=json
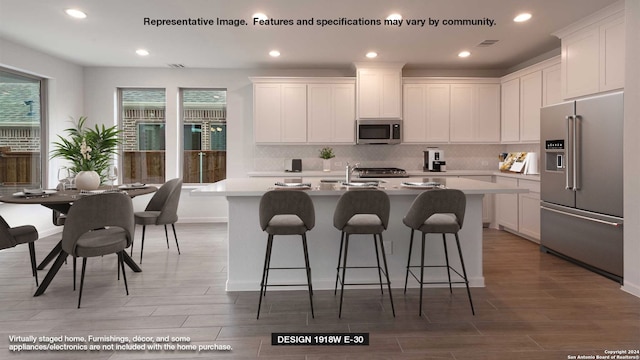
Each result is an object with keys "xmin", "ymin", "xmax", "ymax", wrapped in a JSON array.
[
  {"xmin": 402, "ymin": 189, "xmax": 475, "ymax": 316},
  {"xmin": 257, "ymin": 190, "xmax": 315, "ymax": 319},
  {"xmin": 333, "ymin": 189, "xmax": 395, "ymax": 318}
]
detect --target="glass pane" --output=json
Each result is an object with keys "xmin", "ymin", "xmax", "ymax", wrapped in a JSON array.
[
  {"xmin": 120, "ymin": 89, "xmax": 166, "ymax": 184},
  {"xmin": 0, "ymin": 69, "xmax": 43, "ymax": 194},
  {"xmin": 181, "ymin": 89, "xmax": 226, "ymax": 183}
]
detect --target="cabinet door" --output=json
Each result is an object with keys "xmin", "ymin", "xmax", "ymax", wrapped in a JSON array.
[
  {"xmin": 475, "ymin": 84, "xmax": 500, "ymax": 142},
  {"xmin": 542, "ymin": 63, "xmax": 562, "ymax": 106},
  {"xmin": 357, "ymin": 68, "xmax": 401, "ymax": 119},
  {"xmin": 281, "ymin": 84, "xmax": 307, "ymax": 143},
  {"xmin": 331, "ymin": 83, "xmax": 356, "ymax": 143},
  {"xmin": 254, "ymin": 83, "xmax": 282, "ymax": 143},
  {"xmin": 562, "ymin": 26, "xmax": 600, "ymax": 99},
  {"xmin": 450, "ymin": 84, "xmax": 474, "ymax": 142},
  {"xmin": 403, "ymin": 84, "xmax": 427, "ymax": 143},
  {"xmin": 380, "ymin": 70, "xmax": 402, "ymax": 118},
  {"xmin": 307, "ymin": 84, "xmax": 332, "ymax": 143},
  {"xmin": 599, "ymin": 15, "xmax": 625, "ymax": 92},
  {"xmin": 501, "ymin": 78, "xmax": 520, "ymax": 142},
  {"xmin": 495, "ymin": 177, "xmax": 519, "ymax": 231},
  {"xmin": 425, "ymin": 84, "xmax": 450, "ymax": 142},
  {"xmin": 520, "ymin": 71, "xmax": 542, "ymax": 142},
  {"xmin": 357, "ymin": 69, "xmax": 381, "ymax": 118},
  {"xmin": 519, "ymin": 191, "xmax": 540, "ymax": 241}
]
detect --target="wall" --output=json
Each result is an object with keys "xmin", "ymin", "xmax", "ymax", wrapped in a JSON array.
[
  {"xmin": 0, "ymin": 38, "xmax": 84, "ymax": 236},
  {"xmin": 622, "ymin": 0, "xmax": 640, "ymax": 297}
]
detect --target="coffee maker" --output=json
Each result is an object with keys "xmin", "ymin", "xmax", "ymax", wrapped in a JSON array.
[{"xmin": 423, "ymin": 148, "xmax": 446, "ymax": 172}]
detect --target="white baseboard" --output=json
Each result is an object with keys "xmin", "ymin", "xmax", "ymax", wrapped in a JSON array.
[{"xmin": 622, "ymin": 281, "xmax": 640, "ymax": 299}]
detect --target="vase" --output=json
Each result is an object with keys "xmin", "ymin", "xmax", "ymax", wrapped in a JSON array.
[
  {"xmin": 75, "ymin": 170, "xmax": 101, "ymax": 190},
  {"xmin": 322, "ymin": 159, "xmax": 331, "ymax": 172}
]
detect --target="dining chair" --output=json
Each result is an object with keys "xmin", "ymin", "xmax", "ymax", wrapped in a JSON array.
[
  {"xmin": 333, "ymin": 189, "xmax": 395, "ymax": 318},
  {"xmin": 132, "ymin": 178, "xmax": 183, "ymax": 263},
  {"xmin": 402, "ymin": 189, "xmax": 475, "ymax": 316},
  {"xmin": 0, "ymin": 215, "xmax": 39, "ymax": 286},
  {"xmin": 257, "ymin": 190, "xmax": 315, "ymax": 319},
  {"xmin": 61, "ymin": 192, "xmax": 134, "ymax": 308}
]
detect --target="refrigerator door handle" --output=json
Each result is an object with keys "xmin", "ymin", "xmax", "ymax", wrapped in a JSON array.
[
  {"xmin": 573, "ymin": 115, "xmax": 580, "ymax": 191},
  {"xmin": 565, "ymin": 115, "xmax": 573, "ymax": 190},
  {"xmin": 541, "ymin": 206, "xmax": 623, "ymax": 227}
]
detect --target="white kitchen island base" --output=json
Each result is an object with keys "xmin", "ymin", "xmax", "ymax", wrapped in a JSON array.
[{"xmin": 193, "ymin": 177, "xmax": 525, "ymax": 292}]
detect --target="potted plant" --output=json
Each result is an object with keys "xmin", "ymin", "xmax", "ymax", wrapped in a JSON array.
[
  {"xmin": 319, "ymin": 147, "xmax": 335, "ymax": 172},
  {"xmin": 50, "ymin": 116, "xmax": 122, "ymax": 190}
]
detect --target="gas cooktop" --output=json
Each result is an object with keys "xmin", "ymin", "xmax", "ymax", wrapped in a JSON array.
[{"xmin": 356, "ymin": 167, "xmax": 409, "ymax": 178}]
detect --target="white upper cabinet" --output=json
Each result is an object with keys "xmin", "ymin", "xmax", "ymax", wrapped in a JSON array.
[
  {"xmin": 307, "ymin": 82, "xmax": 355, "ymax": 143},
  {"xmin": 501, "ymin": 57, "xmax": 561, "ymax": 143},
  {"xmin": 519, "ymin": 71, "xmax": 542, "ymax": 142},
  {"xmin": 355, "ymin": 63, "xmax": 403, "ymax": 119},
  {"xmin": 500, "ymin": 78, "xmax": 520, "ymax": 143},
  {"xmin": 402, "ymin": 83, "xmax": 450, "ymax": 143},
  {"xmin": 451, "ymin": 83, "xmax": 500, "ymax": 143},
  {"xmin": 554, "ymin": 2, "xmax": 625, "ymax": 99},
  {"xmin": 542, "ymin": 63, "xmax": 562, "ymax": 106},
  {"xmin": 253, "ymin": 82, "xmax": 307, "ymax": 143}
]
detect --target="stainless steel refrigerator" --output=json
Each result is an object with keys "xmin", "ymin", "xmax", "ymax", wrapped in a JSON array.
[{"xmin": 540, "ymin": 91, "xmax": 624, "ymax": 283}]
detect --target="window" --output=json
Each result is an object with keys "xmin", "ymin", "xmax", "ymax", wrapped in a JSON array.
[
  {"xmin": 0, "ymin": 68, "xmax": 45, "ymax": 194},
  {"xmin": 180, "ymin": 89, "xmax": 226, "ymax": 183},
  {"xmin": 119, "ymin": 89, "xmax": 166, "ymax": 184}
]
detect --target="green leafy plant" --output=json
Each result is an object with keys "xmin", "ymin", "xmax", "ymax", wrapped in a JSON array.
[
  {"xmin": 319, "ymin": 147, "xmax": 335, "ymax": 159},
  {"xmin": 50, "ymin": 116, "xmax": 122, "ymax": 183}
]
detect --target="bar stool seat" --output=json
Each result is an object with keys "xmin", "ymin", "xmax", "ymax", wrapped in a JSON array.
[
  {"xmin": 403, "ymin": 189, "xmax": 475, "ymax": 316},
  {"xmin": 333, "ymin": 189, "xmax": 395, "ymax": 318},
  {"xmin": 257, "ymin": 190, "xmax": 315, "ymax": 319}
]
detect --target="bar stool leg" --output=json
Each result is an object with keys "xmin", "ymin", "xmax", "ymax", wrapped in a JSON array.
[
  {"xmin": 257, "ymin": 235, "xmax": 274, "ymax": 319},
  {"xmin": 419, "ymin": 232, "xmax": 426, "ymax": 316},
  {"xmin": 338, "ymin": 234, "xmax": 350, "ymax": 318},
  {"xmin": 373, "ymin": 234, "xmax": 384, "ymax": 295},
  {"xmin": 263, "ymin": 235, "xmax": 274, "ymax": 297},
  {"xmin": 442, "ymin": 234, "xmax": 453, "ymax": 293},
  {"xmin": 378, "ymin": 233, "xmax": 395, "ymax": 317},
  {"xmin": 455, "ymin": 233, "xmax": 475, "ymax": 315},
  {"xmin": 301, "ymin": 234, "xmax": 314, "ymax": 318},
  {"xmin": 334, "ymin": 232, "xmax": 344, "ymax": 295},
  {"xmin": 404, "ymin": 229, "xmax": 414, "ymax": 294}
]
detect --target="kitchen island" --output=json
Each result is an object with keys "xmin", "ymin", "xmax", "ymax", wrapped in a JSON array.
[{"xmin": 192, "ymin": 177, "xmax": 525, "ymax": 291}]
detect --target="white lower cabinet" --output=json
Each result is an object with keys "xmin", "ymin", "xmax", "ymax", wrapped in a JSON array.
[
  {"xmin": 495, "ymin": 176, "xmax": 540, "ymax": 242},
  {"xmin": 461, "ymin": 176, "xmax": 493, "ymax": 225}
]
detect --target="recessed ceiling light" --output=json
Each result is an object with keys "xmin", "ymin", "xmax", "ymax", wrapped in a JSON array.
[
  {"xmin": 513, "ymin": 13, "xmax": 532, "ymax": 22},
  {"xmin": 386, "ymin": 13, "xmax": 402, "ymax": 21},
  {"xmin": 136, "ymin": 49, "xmax": 149, "ymax": 56},
  {"xmin": 253, "ymin": 13, "xmax": 268, "ymax": 21},
  {"xmin": 458, "ymin": 51, "xmax": 471, "ymax": 58},
  {"xmin": 269, "ymin": 50, "xmax": 281, "ymax": 57},
  {"xmin": 366, "ymin": 52, "xmax": 378, "ymax": 59},
  {"xmin": 65, "ymin": 9, "xmax": 87, "ymax": 19}
]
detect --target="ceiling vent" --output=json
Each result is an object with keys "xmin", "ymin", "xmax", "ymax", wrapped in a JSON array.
[
  {"xmin": 168, "ymin": 64, "xmax": 185, "ymax": 68},
  {"xmin": 477, "ymin": 40, "xmax": 499, "ymax": 47}
]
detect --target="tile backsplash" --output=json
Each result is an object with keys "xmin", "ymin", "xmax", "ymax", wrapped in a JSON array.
[{"xmin": 253, "ymin": 143, "xmax": 540, "ymax": 172}]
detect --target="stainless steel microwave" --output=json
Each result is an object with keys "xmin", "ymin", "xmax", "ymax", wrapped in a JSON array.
[{"xmin": 356, "ymin": 119, "xmax": 402, "ymax": 144}]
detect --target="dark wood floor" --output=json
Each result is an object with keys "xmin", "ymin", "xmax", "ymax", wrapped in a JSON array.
[{"xmin": 0, "ymin": 223, "xmax": 638, "ymax": 359}]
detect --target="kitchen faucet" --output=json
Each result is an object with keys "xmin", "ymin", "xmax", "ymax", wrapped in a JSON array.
[{"xmin": 345, "ymin": 162, "xmax": 360, "ymax": 183}]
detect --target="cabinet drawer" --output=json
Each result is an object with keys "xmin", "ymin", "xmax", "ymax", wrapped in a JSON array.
[{"xmin": 518, "ymin": 179, "xmax": 540, "ymax": 193}]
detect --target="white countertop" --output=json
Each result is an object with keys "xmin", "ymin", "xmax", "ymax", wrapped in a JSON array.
[
  {"xmin": 191, "ymin": 176, "xmax": 527, "ymax": 197},
  {"xmin": 247, "ymin": 169, "xmax": 540, "ymax": 181}
]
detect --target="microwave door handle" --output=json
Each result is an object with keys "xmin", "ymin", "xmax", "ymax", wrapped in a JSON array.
[
  {"xmin": 565, "ymin": 115, "xmax": 573, "ymax": 190},
  {"xmin": 573, "ymin": 115, "xmax": 580, "ymax": 191}
]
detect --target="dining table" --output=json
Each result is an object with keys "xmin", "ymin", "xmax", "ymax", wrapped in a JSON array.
[{"xmin": 0, "ymin": 185, "xmax": 157, "ymax": 296}]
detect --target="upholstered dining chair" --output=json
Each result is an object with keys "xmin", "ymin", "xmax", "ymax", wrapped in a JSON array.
[
  {"xmin": 0, "ymin": 215, "xmax": 39, "ymax": 286},
  {"xmin": 61, "ymin": 192, "xmax": 134, "ymax": 308},
  {"xmin": 132, "ymin": 178, "xmax": 183, "ymax": 263}
]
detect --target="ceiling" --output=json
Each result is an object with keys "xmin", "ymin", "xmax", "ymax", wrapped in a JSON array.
[{"xmin": 0, "ymin": 0, "xmax": 619, "ymax": 72}]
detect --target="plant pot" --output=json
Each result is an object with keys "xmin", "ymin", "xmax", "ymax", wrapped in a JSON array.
[
  {"xmin": 322, "ymin": 159, "xmax": 331, "ymax": 172},
  {"xmin": 75, "ymin": 170, "xmax": 100, "ymax": 190}
]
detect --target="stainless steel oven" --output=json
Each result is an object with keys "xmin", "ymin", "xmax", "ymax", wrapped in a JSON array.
[{"xmin": 356, "ymin": 119, "xmax": 401, "ymax": 144}]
